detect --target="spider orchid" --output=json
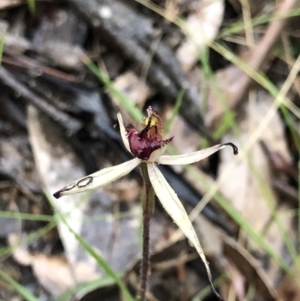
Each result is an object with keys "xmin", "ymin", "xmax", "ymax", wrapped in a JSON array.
[{"xmin": 54, "ymin": 107, "xmax": 238, "ymax": 300}]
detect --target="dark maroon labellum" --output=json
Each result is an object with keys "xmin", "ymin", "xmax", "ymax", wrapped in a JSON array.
[
  {"xmin": 125, "ymin": 109, "xmax": 173, "ymax": 160},
  {"xmin": 126, "ymin": 124, "xmax": 173, "ymax": 160}
]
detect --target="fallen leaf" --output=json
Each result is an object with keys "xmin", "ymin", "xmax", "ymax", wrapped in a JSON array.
[{"xmin": 177, "ymin": 0, "xmax": 224, "ymax": 72}]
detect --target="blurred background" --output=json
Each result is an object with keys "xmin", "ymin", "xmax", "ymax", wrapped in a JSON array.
[{"xmin": 0, "ymin": 0, "xmax": 299, "ymax": 300}]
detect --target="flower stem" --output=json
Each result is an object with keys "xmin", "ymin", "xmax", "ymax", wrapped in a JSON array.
[{"xmin": 138, "ymin": 162, "xmax": 155, "ymax": 301}]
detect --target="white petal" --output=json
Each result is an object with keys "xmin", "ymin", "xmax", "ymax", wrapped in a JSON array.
[
  {"xmin": 147, "ymin": 145, "xmax": 168, "ymax": 163},
  {"xmin": 54, "ymin": 158, "xmax": 140, "ymax": 198},
  {"xmin": 117, "ymin": 113, "xmax": 132, "ymax": 154},
  {"xmin": 157, "ymin": 143, "xmax": 238, "ymax": 165},
  {"xmin": 147, "ymin": 163, "xmax": 214, "ymax": 285}
]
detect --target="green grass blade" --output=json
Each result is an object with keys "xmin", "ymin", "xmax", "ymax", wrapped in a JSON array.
[
  {"xmin": 0, "ymin": 269, "xmax": 40, "ymax": 301},
  {"xmin": 197, "ymin": 47, "xmax": 238, "ymax": 139},
  {"xmin": 57, "ymin": 275, "xmax": 119, "ymax": 301},
  {"xmin": 164, "ymin": 89, "xmax": 184, "ymax": 135},
  {"xmin": 27, "ymin": 0, "xmax": 36, "ymax": 15},
  {"xmin": 0, "ymin": 31, "xmax": 5, "ymax": 65},
  {"xmin": 0, "ymin": 210, "xmax": 54, "ymax": 222},
  {"xmin": 298, "ymin": 158, "xmax": 300, "ymax": 249},
  {"xmin": 0, "ymin": 221, "xmax": 57, "ymax": 257},
  {"xmin": 69, "ymin": 229, "xmax": 135, "ymax": 301},
  {"xmin": 214, "ymin": 192, "xmax": 290, "ymax": 273},
  {"xmin": 0, "ymin": 210, "xmax": 132, "ymax": 223},
  {"xmin": 186, "ymin": 165, "xmax": 291, "ymax": 273},
  {"xmin": 211, "ymin": 42, "xmax": 300, "ymax": 149},
  {"xmin": 46, "ymin": 192, "xmax": 136, "ymax": 301},
  {"xmin": 82, "ymin": 56, "xmax": 142, "ymax": 122},
  {"xmin": 191, "ymin": 274, "xmax": 227, "ymax": 301},
  {"xmin": 196, "ymin": 174, "xmax": 293, "ymax": 275},
  {"xmin": 219, "ymin": 8, "xmax": 300, "ymax": 38},
  {"xmin": 247, "ymin": 158, "xmax": 298, "ymax": 264}
]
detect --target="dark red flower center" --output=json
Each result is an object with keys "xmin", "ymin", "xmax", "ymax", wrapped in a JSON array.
[{"xmin": 126, "ymin": 107, "xmax": 173, "ymax": 161}]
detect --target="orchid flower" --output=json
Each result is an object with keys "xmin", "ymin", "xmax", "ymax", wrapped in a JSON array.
[{"xmin": 54, "ymin": 107, "xmax": 238, "ymax": 301}]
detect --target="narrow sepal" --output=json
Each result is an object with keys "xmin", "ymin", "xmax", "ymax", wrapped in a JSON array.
[
  {"xmin": 53, "ymin": 158, "xmax": 140, "ymax": 198},
  {"xmin": 117, "ymin": 113, "xmax": 132, "ymax": 154},
  {"xmin": 157, "ymin": 143, "xmax": 238, "ymax": 165},
  {"xmin": 147, "ymin": 163, "xmax": 224, "ymax": 300}
]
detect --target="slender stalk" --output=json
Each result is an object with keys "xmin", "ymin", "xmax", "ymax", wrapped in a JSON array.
[{"xmin": 138, "ymin": 163, "xmax": 155, "ymax": 301}]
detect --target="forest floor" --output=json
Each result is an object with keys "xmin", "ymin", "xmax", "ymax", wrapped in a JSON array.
[{"xmin": 0, "ymin": 0, "xmax": 299, "ymax": 301}]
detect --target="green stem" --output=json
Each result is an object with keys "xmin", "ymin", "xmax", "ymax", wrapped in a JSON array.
[{"xmin": 137, "ymin": 163, "xmax": 155, "ymax": 301}]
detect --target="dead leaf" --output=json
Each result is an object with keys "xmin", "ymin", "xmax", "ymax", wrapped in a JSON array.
[
  {"xmin": 113, "ymin": 71, "xmax": 152, "ymax": 108},
  {"xmin": 278, "ymin": 264, "xmax": 300, "ymax": 301},
  {"xmin": 224, "ymin": 236, "xmax": 282, "ymax": 301},
  {"xmin": 218, "ymin": 90, "xmax": 294, "ymax": 288},
  {"xmin": 177, "ymin": 0, "xmax": 224, "ymax": 72},
  {"xmin": 219, "ymin": 90, "xmax": 291, "ymax": 232},
  {"xmin": 0, "ymin": 0, "xmax": 24, "ymax": 10},
  {"xmin": 32, "ymin": 254, "xmax": 75, "ymax": 298}
]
